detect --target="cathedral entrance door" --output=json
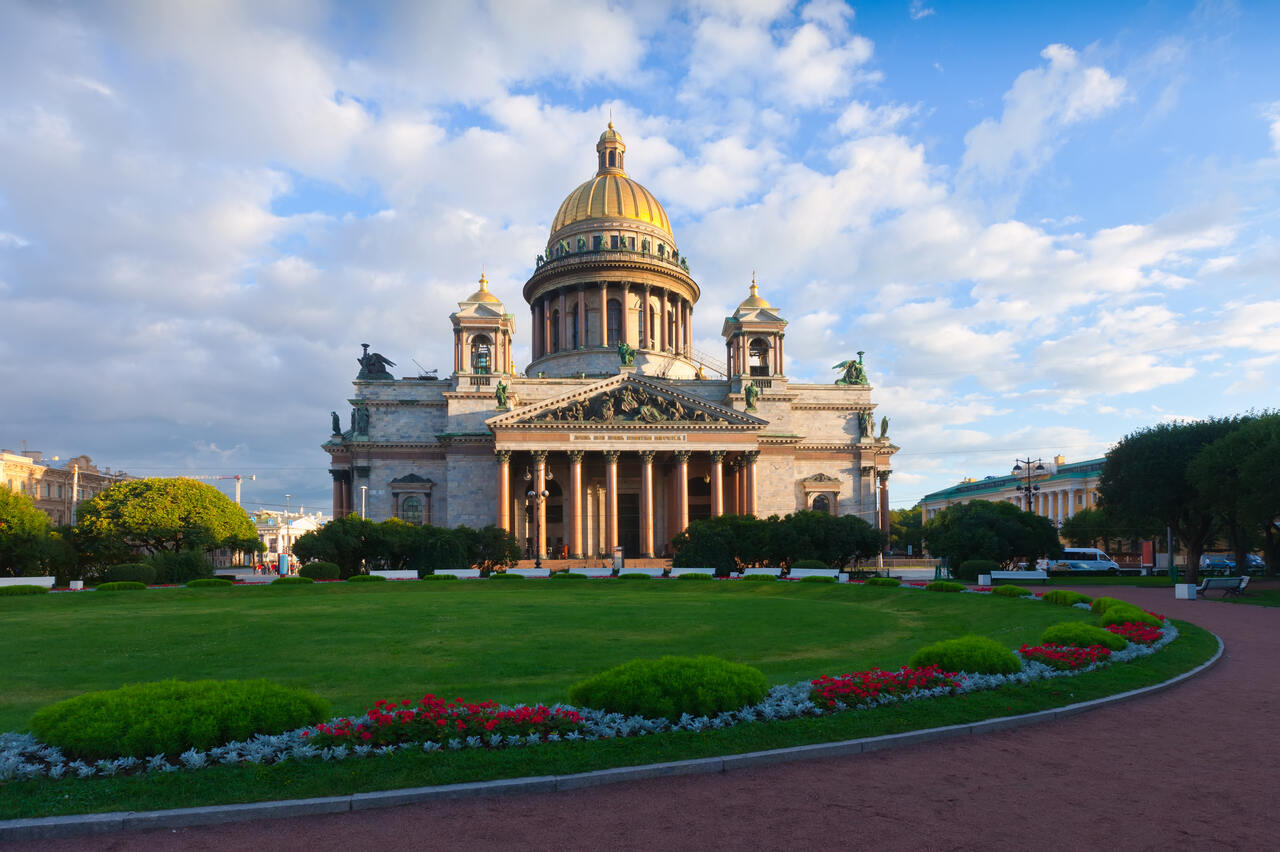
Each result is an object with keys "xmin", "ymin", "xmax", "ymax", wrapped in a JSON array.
[{"xmin": 618, "ymin": 493, "xmax": 641, "ymax": 558}]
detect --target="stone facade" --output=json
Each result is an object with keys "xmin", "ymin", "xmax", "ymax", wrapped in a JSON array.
[
  {"xmin": 920, "ymin": 455, "xmax": 1104, "ymax": 527},
  {"xmin": 324, "ymin": 125, "xmax": 898, "ymax": 558},
  {"xmin": 0, "ymin": 450, "xmax": 132, "ymax": 525}
]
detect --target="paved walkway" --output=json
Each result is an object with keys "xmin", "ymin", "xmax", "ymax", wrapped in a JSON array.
[{"xmin": 18, "ymin": 586, "xmax": 1280, "ymax": 851}]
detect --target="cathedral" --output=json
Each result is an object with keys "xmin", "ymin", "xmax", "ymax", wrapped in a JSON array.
[{"xmin": 324, "ymin": 124, "xmax": 897, "ymax": 560}]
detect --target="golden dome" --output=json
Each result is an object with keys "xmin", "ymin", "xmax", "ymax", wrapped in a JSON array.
[
  {"xmin": 736, "ymin": 275, "xmax": 771, "ymax": 312},
  {"xmin": 548, "ymin": 124, "xmax": 674, "ymax": 243},
  {"xmin": 465, "ymin": 271, "xmax": 502, "ymax": 304}
]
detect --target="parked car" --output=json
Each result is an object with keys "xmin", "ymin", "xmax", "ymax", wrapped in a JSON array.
[
  {"xmin": 1048, "ymin": 547, "xmax": 1121, "ymax": 574},
  {"xmin": 1200, "ymin": 553, "xmax": 1265, "ymax": 575}
]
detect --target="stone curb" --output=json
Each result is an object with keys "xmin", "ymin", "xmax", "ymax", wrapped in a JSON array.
[{"xmin": 0, "ymin": 634, "xmax": 1224, "ymax": 843}]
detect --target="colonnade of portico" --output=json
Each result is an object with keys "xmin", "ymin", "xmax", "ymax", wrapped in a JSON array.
[
  {"xmin": 496, "ymin": 448, "xmax": 758, "ymax": 559},
  {"xmin": 1014, "ymin": 486, "xmax": 1096, "ymax": 526}
]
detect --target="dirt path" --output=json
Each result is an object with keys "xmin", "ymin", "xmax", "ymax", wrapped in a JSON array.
[{"xmin": 17, "ymin": 586, "xmax": 1280, "ymax": 851}]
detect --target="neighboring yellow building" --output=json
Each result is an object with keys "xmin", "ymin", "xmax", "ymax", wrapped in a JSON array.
[
  {"xmin": 0, "ymin": 449, "xmax": 132, "ymax": 525},
  {"xmin": 920, "ymin": 455, "xmax": 1103, "ymax": 527}
]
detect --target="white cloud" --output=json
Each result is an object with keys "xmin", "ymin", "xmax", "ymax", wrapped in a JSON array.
[
  {"xmin": 1264, "ymin": 100, "xmax": 1280, "ymax": 155},
  {"xmin": 909, "ymin": 2, "xmax": 936, "ymax": 21},
  {"xmin": 836, "ymin": 100, "xmax": 918, "ymax": 136}
]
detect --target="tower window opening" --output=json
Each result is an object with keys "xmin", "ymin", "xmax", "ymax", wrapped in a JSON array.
[
  {"xmin": 470, "ymin": 335, "xmax": 493, "ymax": 374},
  {"xmin": 749, "ymin": 338, "xmax": 770, "ymax": 376},
  {"xmin": 568, "ymin": 304, "xmax": 579, "ymax": 349},
  {"xmin": 812, "ymin": 494, "xmax": 832, "ymax": 515},
  {"xmin": 628, "ymin": 236, "xmax": 635, "ymax": 250},
  {"xmin": 593, "ymin": 235, "xmax": 603, "ymax": 251},
  {"xmin": 610, "ymin": 235, "xmax": 620, "ymax": 250},
  {"xmin": 608, "ymin": 150, "xmax": 616, "ymax": 167}
]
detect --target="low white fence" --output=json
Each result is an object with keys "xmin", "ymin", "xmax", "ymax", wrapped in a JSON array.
[{"xmin": 0, "ymin": 576, "xmax": 56, "ymax": 589}]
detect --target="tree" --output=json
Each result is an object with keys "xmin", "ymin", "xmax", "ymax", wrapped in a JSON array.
[
  {"xmin": 0, "ymin": 487, "xmax": 54, "ymax": 576},
  {"xmin": 673, "ymin": 512, "xmax": 883, "ymax": 573},
  {"xmin": 1099, "ymin": 418, "xmax": 1238, "ymax": 584},
  {"xmin": 75, "ymin": 478, "xmax": 258, "ymax": 563},
  {"xmin": 889, "ymin": 507, "xmax": 923, "ymax": 554},
  {"xmin": 922, "ymin": 500, "xmax": 1061, "ymax": 574},
  {"xmin": 1059, "ymin": 507, "xmax": 1110, "ymax": 550},
  {"xmin": 292, "ymin": 514, "xmax": 378, "ymax": 578},
  {"xmin": 1189, "ymin": 413, "xmax": 1280, "ymax": 576},
  {"xmin": 457, "ymin": 525, "xmax": 521, "ymax": 575}
]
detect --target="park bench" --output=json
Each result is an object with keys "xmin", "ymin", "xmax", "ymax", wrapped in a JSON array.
[
  {"xmin": 989, "ymin": 570, "xmax": 1048, "ymax": 584},
  {"xmin": 0, "ymin": 576, "xmax": 55, "ymax": 589},
  {"xmin": 1196, "ymin": 575, "xmax": 1249, "ymax": 598}
]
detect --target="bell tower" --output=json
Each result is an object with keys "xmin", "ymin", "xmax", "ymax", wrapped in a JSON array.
[
  {"xmin": 722, "ymin": 275, "xmax": 787, "ymax": 379},
  {"xmin": 450, "ymin": 271, "xmax": 515, "ymax": 377}
]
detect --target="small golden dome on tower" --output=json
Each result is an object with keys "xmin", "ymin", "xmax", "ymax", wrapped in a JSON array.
[
  {"xmin": 736, "ymin": 274, "xmax": 772, "ymax": 312},
  {"xmin": 465, "ymin": 271, "xmax": 502, "ymax": 304}
]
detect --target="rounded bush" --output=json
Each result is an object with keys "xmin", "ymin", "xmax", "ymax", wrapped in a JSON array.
[
  {"xmin": 865, "ymin": 577, "xmax": 901, "ymax": 587},
  {"xmin": 147, "ymin": 550, "xmax": 213, "ymax": 585},
  {"xmin": 1042, "ymin": 590, "xmax": 1092, "ymax": 606},
  {"xmin": 991, "ymin": 585, "xmax": 1030, "ymax": 598},
  {"xmin": 0, "ymin": 585, "xmax": 49, "ymax": 596},
  {"xmin": 925, "ymin": 580, "xmax": 965, "ymax": 592},
  {"xmin": 908, "ymin": 635, "xmax": 1022, "ymax": 675},
  {"xmin": 741, "ymin": 574, "xmax": 777, "ymax": 582},
  {"xmin": 346, "ymin": 574, "xmax": 388, "ymax": 582},
  {"xmin": 1039, "ymin": 622, "xmax": 1127, "ymax": 651},
  {"xmin": 955, "ymin": 559, "xmax": 1000, "ymax": 582},
  {"xmin": 551, "ymin": 572, "xmax": 588, "ymax": 580},
  {"xmin": 420, "ymin": 574, "xmax": 458, "ymax": 581},
  {"xmin": 790, "ymin": 559, "xmax": 828, "ymax": 572},
  {"xmin": 1100, "ymin": 605, "xmax": 1162, "ymax": 628},
  {"xmin": 618, "ymin": 573, "xmax": 651, "ymax": 580},
  {"xmin": 298, "ymin": 562, "xmax": 340, "ymax": 580},
  {"xmin": 677, "ymin": 572, "xmax": 714, "ymax": 581},
  {"xmin": 29, "ymin": 679, "xmax": 330, "ymax": 761},
  {"xmin": 568, "ymin": 655, "xmax": 769, "ymax": 722},
  {"xmin": 1089, "ymin": 596, "xmax": 1127, "ymax": 614},
  {"xmin": 96, "ymin": 581, "xmax": 146, "ymax": 591},
  {"xmin": 799, "ymin": 575, "xmax": 836, "ymax": 583},
  {"xmin": 185, "ymin": 578, "xmax": 234, "ymax": 588},
  {"xmin": 107, "ymin": 563, "xmax": 156, "ymax": 585},
  {"xmin": 489, "ymin": 572, "xmax": 524, "ymax": 580},
  {"xmin": 271, "ymin": 576, "xmax": 314, "ymax": 585}
]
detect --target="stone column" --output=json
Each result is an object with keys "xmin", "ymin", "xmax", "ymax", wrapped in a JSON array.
[
  {"xmin": 642, "ymin": 285, "xmax": 651, "ymax": 348},
  {"xmin": 576, "ymin": 286, "xmax": 585, "ymax": 350},
  {"xmin": 877, "ymin": 470, "xmax": 891, "ymax": 553},
  {"xmin": 330, "ymin": 470, "xmax": 344, "ymax": 519},
  {"xmin": 659, "ymin": 290, "xmax": 668, "ymax": 350},
  {"xmin": 600, "ymin": 282, "xmax": 610, "ymax": 346},
  {"xmin": 640, "ymin": 450, "xmax": 655, "ymax": 557},
  {"xmin": 584, "ymin": 485, "xmax": 596, "ymax": 558},
  {"xmin": 710, "ymin": 451, "xmax": 725, "ymax": 517},
  {"xmin": 744, "ymin": 451, "xmax": 759, "ymax": 516},
  {"xmin": 558, "ymin": 290, "xmax": 567, "ymax": 353},
  {"xmin": 533, "ymin": 450, "xmax": 547, "ymax": 558},
  {"xmin": 604, "ymin": 451, "xmax": 620, "ymax": 552},
  {"xmin": 621, "ymin": 283, "xmax": 632, "ymax": 346},
  {"xmin": 674, "ymin": 450, "xmax": 690, "ymax": 534},
  {"xmin": 777, "ymin": 335, "xmax": 784, "ymax": 375},
  {"xmin": 684, "ymin": 300, "xmax": 692, "ymax": 355},
  {"xmin": 496, "ymin": 451, "xmax": 511, "ymax": 533},
  {"xmin": 568, "ymin": 451, "xmax": 584, "ymax": 558},
  {"xmin": 543, "ymin": 297, "xmax": 552, "ymax": 357}
]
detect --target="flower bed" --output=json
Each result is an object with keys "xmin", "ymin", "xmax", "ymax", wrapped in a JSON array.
[
  {"xmin": 1106, "ymin": 622, "xmax": 1163, "ymax": 645},
  {"xmin": 305, "ymin": 695, "xmax": 583, "ymax": 748},
  {"xmin": 1017, "ymin": 643, "xmax": 1111, "ymax": 671},
  {"xmin": 810, "ymin": 666, "xmax": 961, "ymax": 709}
]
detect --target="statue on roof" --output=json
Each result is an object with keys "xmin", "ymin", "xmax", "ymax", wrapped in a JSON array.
[
  {"xmin": 618, "ymin": 340, "xmax": 636, "ymax": 367},
  {"xmin": 879, "ymin": 416, "xmax": 889, "ymax": 440},
  {"xmin": 860, "ymin": 411, "xmax": 873, "ymax": 438},
  {"xmin": 495, "ymin": 381, "xmax": 509, "ymax": 410},
  {"xmin": 330, "ymin": 411, "xmax": 341, "ymax": 436},
  {"xmin": 357, "ymin": 343, "xmax": 396, "ymax": 380},
  {"xmin": 744, "ymin": 382, "xmax": 760, "ymax": 412},
  {"xmin": 833, "ymin": 351, "xmax": 868, "ymax": 386}
]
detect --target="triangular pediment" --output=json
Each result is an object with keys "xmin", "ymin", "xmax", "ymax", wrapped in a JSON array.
[
  {"xmin": 452, "ymin": 302, "xmax": 507, "ymax": 320},
  {"xmin": 488, "ymin": 374, "xmax": 766, "ymax": 429},
  {"xmin": 802, "ymin": 473, "xmax": 841, "ymax": 484}
]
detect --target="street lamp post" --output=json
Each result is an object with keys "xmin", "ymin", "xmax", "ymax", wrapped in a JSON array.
[
  {"xmin": 1012, "ymin": 458, "xmax": 1045, "ymax": 515},
  {"xmin": 526, "ymin": 488, "xmax": 549, "ymax": 572}
]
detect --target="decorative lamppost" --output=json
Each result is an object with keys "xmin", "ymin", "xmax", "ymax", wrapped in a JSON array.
[
  {"xmin": 523, "ymin": 465, "xmax": 553, "ymax": 569},
  {"xmin": 1012, "ymin": 458, "xmax": 1045, "ymax": 514}
]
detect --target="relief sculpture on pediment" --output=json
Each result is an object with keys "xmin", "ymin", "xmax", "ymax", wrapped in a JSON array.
[{"xmin": 533, "ymin": 387, "xmax": 730, "ymax": 424}]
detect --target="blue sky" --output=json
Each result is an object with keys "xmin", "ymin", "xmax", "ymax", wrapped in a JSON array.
[{"xmin": 1, "ymin": 0, "xmax": 1277, "ymax": 516}]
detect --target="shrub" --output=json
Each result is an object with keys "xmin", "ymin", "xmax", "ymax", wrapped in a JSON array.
[
  {"xmin": 298, "ymin": 562, "xmax": 340, "ymax": 580},
  {"xmin": 0, "ymin": 585, "xmax": 49, "ymax": 596},
  {"xmin": 1042, "ymin": 590, "xmax": 1092, "ymax": 606},
  {"xmin": 29, "ymin": 679, "xmax": 330, "ymax": 761},
  {"xmin": 677, "ymin": 572, "xmax": 714, "ymax": 581},
  {"xmin": 214, "ymin": 574, "xmax": 240, "ymax": 583},
  {"xmin": 925, "ymin": 580, "xmax": 965, "ymax": 592},
  {"xmin": 420, "ymin": 574, "xmax": 458, "ymax": 581},
  {"xmin": 185, "ymin": 578, "xmax": 234, "ymax": 588},
  {"xmin": 568, "ymin": 655, "xmax": 769, "ymax": 722},
  {"xmin": 147, "ymin": 549, "xmax": 214, "ymax": 585},
  {"xmin": 1089, "ymin": 596, "xmax": 1127, "ymax": 614},
  {"xmin": 955, "ymin": 559, "xmax": 1000, "ymax": 582},
  {"xmin": 551, "ymin": 572, "xmax": 588, "ymax": 580},
  {"xmin": 271, "ymin": 576, "xmax": 314, "ymax": 585},
  {"xmin": 489, "ymin": 572, "xmax": 524, "ymax": 580},
  {"xmin": 865, "ymin": 577, "xmax": 901, "ymax": 587},
  {"xmin": 799, "ymin": 575, "xmax": 836, "ymax": 583},
  {"xmin": 741, "ymin": 573, "xmax": 776, "ymax": 581},
  {"xmin": 1100, "ymin": 605, "xmax": 1162, "ymax": 628},
  {"xmin": 790, "ymin": 559, "xmax": 828, "ymax": 572},
  {"xmin": 96, "ymin": 581, "xmax": 146, "ymax": 591},
  {"xmin": 346, "ymin": 574, "xmax": 388, "ymax": 582},
  {"xmin": 907, "ymin": 635, "xmax": 1022, "ymax": 675},
  {"xmin": 618, "ymin": 573, "xmax": 651, "ymax": 580},
  {"xmin": 1039, "ymin": 622, "xmax": 1127, "ymax": 651},
  {"xmin": 991, "ymin": 585, "xmax": 1030, "ymax": 598},
  {"xmin": 107, "ymin": 563, "xmax": 156, "ymax": 585}
]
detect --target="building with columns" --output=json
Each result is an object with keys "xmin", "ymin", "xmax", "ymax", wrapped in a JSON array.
[
  {"xmin": 324, "ymin": 125, "xmax": 897, "ymax": 559},
  {"xmin": 919, "ymin": 455, "xmax": 1104, "ymax": 528}
]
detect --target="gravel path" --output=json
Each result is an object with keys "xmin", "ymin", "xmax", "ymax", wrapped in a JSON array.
[{"xmin": 17, "ymin": 585, "xmax": 1279, "ymax": 851}]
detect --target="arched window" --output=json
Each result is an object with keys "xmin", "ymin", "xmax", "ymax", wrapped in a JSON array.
[
  {"xmin": 608, "ymin": 150, "xmax": 616, "ymax": 168},
  {"xmin": 568, "ymin": 304, "xmax": 579, "ymax": 349},
  {"xmin": 607, "ymin": 298, "xmax": 622, "ymax": 346},
  {"xmin": 470, "ymin": 335, "xmax": 492, "ymax": 373},
  {"xmin": 667, "ymin": 310, "xmax": 676, "ymax": 351},
  {"xmin": 551, "ymin": 310, "xmax": 561, "ymax": 352},
  {"xmin": 749, "ymin": 338, "xmax": 770, "ymax": 376},
  {"xmin": 399, "ymin": 496, "xmax": 425, "ymax": 525},
  {"xmin": 812, "ymin": 494, "xmax": 832, "ymax": 514},
  {"xmin": 648, "ymin": 306, "xmax": 657, "ymax": 348}
]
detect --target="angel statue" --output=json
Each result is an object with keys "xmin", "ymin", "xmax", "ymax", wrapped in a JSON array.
[
  {"xmin": 330, "ymin": 411, "xmax": 342, "ymax": 435},
  {"xmin": 744, "ymin": 382, "xmax": 761, "ymax": 411},
  {"xmin": 879, "ymin": 416, "xmax": 889, "ymax": 440},
  {"xmin": 833, "ymin": 351, "xmax": 868, "ymax": 386},
  {"xmin": 618, "ymin": 340, "xmax": 636, "ymax": 367},
  {"xmin": 495, "ymin": 381, "xmax": 509, "ymax": 409},
  {"xmin": 357, "ymin": 343, "xmax": 396, "ymax": 380}
]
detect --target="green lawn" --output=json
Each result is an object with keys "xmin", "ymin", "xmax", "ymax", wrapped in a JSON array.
[
  {"xmin": 1045, "ymin": 576, "xmax": 1174, "ymax": 587},
  {"xmin": 1220, "ymin": 588, "xmax": 1280, "ymax": 607},
  {"xmin": 1, "ymin": 580, "xmax": 1097, "ymax": 732}
]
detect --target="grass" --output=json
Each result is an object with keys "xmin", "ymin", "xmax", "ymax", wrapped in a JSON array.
[
  {"xmin": 0, "ymin": 617, "xmax": 1217, "ymax": 820},
  {"xmin": 0, "ymin": 581, "xmax": 1098, "ymax": 733},
  {"xmin": 1218, "ymin": 589, "xmax": 1280, "ymax": 607},
  {"xmin": 1046, "ymin": 576, "xmax": 1174, "ymax": 587}
]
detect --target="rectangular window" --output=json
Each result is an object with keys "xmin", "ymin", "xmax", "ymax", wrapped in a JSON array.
[
  {"xmin": 592, "ymin": 235, "xmax": 603, "ymax": 251},
  {"xmin": 610, "ymin": 235, "xmax": 620, "ymax": 249},
  {"xmin": 57, "ymin": 485, "xmax": 63, "ymax": 498},
  {"xmin": 43, "ymin": 483, "xmax": 51, "ymax": 497}
]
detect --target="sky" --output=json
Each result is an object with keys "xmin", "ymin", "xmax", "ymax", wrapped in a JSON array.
[{"xmin": 1, "ymin": 0, "xmax": 1278, "ymax": 517}]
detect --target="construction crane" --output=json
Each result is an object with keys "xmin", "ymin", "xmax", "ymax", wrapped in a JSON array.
[{"xmin": 184, "ymin": 474, "xmax": 256, "ymax": 505}]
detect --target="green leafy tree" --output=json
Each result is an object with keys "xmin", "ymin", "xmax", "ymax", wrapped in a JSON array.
[
  {"xmin": 1058, "ymin": 507, "xmax": 1111, "ymax": 550},
  {"xmin": 674, "ymin": 512, "xmax": 883, "ymax": 573},
  {"xmin": 1188, "ymin": 413, "xmax": 1280, "ymax": 576},
  {"xmin": 1099, "ymin": 417, "xmax": 1239, "ymax": 584},
  {"xmin": 889, "ymin": 507, "xmax": 923, "ymax": 554},
  {"xmin": 291, "ymin": 514, "xmax": 378, "ymax": 578},
  {"xmin": 457, "ymin": 525, "xmax": 521, "ymax": 575},
  {"xmin": 75, "ymin": 478, "xmax": 258, "ymax": 563},
  {"xmin": 0, "ymin": 487, "xmax": 54, "ymax": 576},
  {"xmin": 922, "ymin": 500, "xmax": 1061, "ymax": 576}
]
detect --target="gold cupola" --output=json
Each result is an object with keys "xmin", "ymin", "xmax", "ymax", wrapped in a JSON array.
[
  {"xmin": 465, "ymin": 270, "xmax": 502, "ymax": 304},
  {"xmin": 735, "ymin": 274, "xmax": 772, "ymax": 314}
]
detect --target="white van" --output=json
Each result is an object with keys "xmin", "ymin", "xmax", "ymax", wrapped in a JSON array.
[{"xmin": 1050, "ymin": 547, "xmax": 1121, "ymax": 574}]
